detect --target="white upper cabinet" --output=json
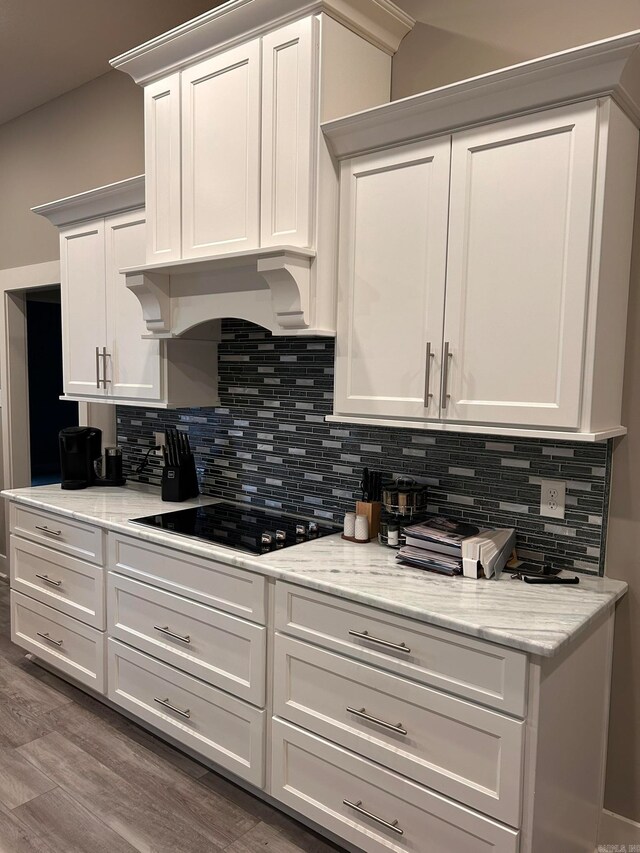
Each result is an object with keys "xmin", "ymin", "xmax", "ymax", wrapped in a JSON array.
[
  {"xmin": 181, "ymin": 40, "xmax": 261, "ymax": 257},
  {"xmin": 110, "ymin": 2, "xmax": 412, "ymax": 338},
  {"xmin": 325, "ymin": 32, "xmax": 640, "ymax": 441},
  {"xmin": 60, "ymin": 220, "xmax": 108, "ymax": 399},
  {"xmin": 442, "ymin": 104, "xmax": 598, "ymax": 429},
  {"xmin": 33, "ymin": 178, "xmax": 220, "ymax": 409},
  {"xmin": 335, "ymin": 138, "xmax": 450, "ymax": 420}
]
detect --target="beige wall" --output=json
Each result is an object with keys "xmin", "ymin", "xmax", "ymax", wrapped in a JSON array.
[
  {"xmin": 0, "ymin": 70, "xmax": 144, "ymax": 271},
  {"xmin": 391, "ymin": 0, "xmax": 640, "ymax": 824}
]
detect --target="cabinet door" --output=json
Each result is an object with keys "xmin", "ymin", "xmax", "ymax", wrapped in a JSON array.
[
  {"xmin": 261, "ymin": 17, "xmax": 317, "ymax": 248},
  {"xmin": 60, "ymin": 220, "xmax": 107, "ymax": 398},
  {"xmin": 442, "ymin": 103, "xmax": 599, "ymax": 428},
  {"xmin": 105, "ymin": 209, "xmax": 162, "ymax": 401},
  {"xmin": 334, "ymin": 138, "xmax": 450, "ymax": 420},
  {"xmin": 144, "ymin": 74, "xmax": 182, "ymax": 262},
  {"xmin": 181, "ymin": 40, "xmax": 261, "ymax": 257}
]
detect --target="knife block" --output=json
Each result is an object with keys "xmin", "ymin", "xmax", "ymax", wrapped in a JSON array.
[
  {"xmin": 161, "ymin": 454, "xmax": 199, "ymax": 502},
  {"xmin": 355, "ymin": 501, "xmax": 382, "ymax": 538}
]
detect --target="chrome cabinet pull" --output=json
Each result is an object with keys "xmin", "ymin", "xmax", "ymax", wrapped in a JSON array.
[
  {"xmin": 424, "ymin": 342, "xmax": 435, "ymax": 405},
  {"xmin": 343, "ymin": 799, "xmax": 403, "ymax": 835},
  {"xmin": 441, "ymin": 341, "xmax": 452, "ymax": 410},
  {"xmin": 154, "ymin": 697, "xmax": 191, "ymax": 719},
  {"xmin": 36, "ymin": 631, "xmax": 63, "ymax": 647},
  {"xmin": 34, "ymin": 525, "xmax": 61, "ymax": 537},
  {"xmin": 348, "ymin": 629, "xmax": 410, "ymax": 654},
  {"xmin": 154, "ymin": 625, "xmax": 191, "ymax": 644},
  {"xmin": 35, "ymin": 574, "xmax": 62, "ymax": 587},
  {"xmin": 347, "ymin": 706, "xmax": 407, "ymax": 736},
  {"xmin": 100, "ymin": 347, "xmax": 111, "ymax": 386},
  {"xmin": 96, "ymin": 345, "xmax": 101, "ymax": 389}
]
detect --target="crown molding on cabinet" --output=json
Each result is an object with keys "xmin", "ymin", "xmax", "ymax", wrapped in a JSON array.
[
  {"xmin": 110, "ymin": 0, "xmax": 414, "ymax": 84},
  {"xmin": 322, "ymin": 30, "xmax": 640, "ymax": 159},
  {"xmin": 32, "ymin": 176, "xmax": 145, "ymax": 227},
  {"xmin": 121, "ymin": 246, "xmax": 329, "ymax": 338}
]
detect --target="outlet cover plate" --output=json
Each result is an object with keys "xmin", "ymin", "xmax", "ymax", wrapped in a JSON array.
[{"xmin": 540, "ymin": 479, "xmax": 566, "ymax": 519}]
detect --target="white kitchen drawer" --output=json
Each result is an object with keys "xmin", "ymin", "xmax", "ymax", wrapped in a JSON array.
[
  {"xmin": 11, "ymin": 504, "xmax": 104, "ymax": 566},
  {"xmin": 275, "ymin": 582, "xmax": 527, "ymax": 716},
  {"xmin": 11, "ymin": 591, "xmax": 105, "ymax": 693},
  {"xmin": 108, "ymin": 639, "xmax": 265, "ymax": 787},
  {"xmin": 271, "ymin": 719, "xmax": 519, "ymax": 853},
  {"xmin": 273, "ymin": 634, "xmax": 523, "ymax": 826},
  {"xmin": 108, "ymin": 572, "xmax": 266, "ymax": 706},
  {"xmin": 10, "ymin": 536, "xmax": 105, "ymax": 629},
  {"xmin": 109, "ymin": 533, "xmax": 266, "ymax": 623}
]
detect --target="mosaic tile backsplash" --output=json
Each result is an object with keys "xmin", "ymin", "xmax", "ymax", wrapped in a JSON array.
[{"xmin": 117, "ymin": 319, "xmax": 612, "ymax": 575}]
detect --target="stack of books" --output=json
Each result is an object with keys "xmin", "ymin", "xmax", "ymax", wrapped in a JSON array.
[{"xmin": 396, "ymin": 516, "xmax": 515, "ymax": 578}]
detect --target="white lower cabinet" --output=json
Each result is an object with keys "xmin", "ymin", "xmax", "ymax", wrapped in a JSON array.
[
  {"xmin": 108, "ymin": 639, "xmax": 265, "ymax": 786},
  {"xmin": 7, "ymin": 509, "xmax": 616, "ymax": 852},
  {"xmin": 271, "ymin": 718, "xmax": 519, "ymax": 853},
  {"xmin": 11, "ymin": 590, "xmax": 105, "ymax": 693}
]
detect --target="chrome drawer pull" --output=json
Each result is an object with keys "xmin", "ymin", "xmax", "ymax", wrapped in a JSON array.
[
  {"xmin": 343, "ymin": 799, "xmax": 403, "ymax": 835},
  {"xmin": 154, "ymin": 697, "xmax": 191, "ymax": 719},
  {"xmin": 347, "ymin": 706, "xmax": 407, "ymax": 736},
  {"xmin": 154, "ymin": 625, "xmax": 191, "ymax": 644},
  {"xmin": 36, "ymin": 631, "xmax": 63, "ymax": 647},
  {"xmin": 35, "ymin": 574, "xmax": 62, "ymax": 587},
  {"xmin": 34, "ymin": 525, "xmax": 62, "ymax": 537},
  {"xmin": 348, "ymin": 629, "xmax": 411, "ymax": 654}
]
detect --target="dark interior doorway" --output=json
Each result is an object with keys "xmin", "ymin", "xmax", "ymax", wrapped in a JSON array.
[{"xmin": 26, "ymin": 287, "xmax": 78, "ymax": 485}]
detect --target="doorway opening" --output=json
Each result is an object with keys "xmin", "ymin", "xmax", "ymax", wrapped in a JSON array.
[{"xmin": 25, "ymin": 286, "xmax": 78, "ymax": 485}]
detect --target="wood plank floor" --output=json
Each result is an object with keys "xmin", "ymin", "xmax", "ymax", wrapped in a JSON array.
[{"xmin": 0, "ymin": 581, "xmax": 347, "ymax": 853}]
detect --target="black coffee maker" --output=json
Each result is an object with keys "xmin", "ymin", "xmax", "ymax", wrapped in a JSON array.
[{"xmin": 59, "ymin": 426, "xmax": 102, "ymax": 490}]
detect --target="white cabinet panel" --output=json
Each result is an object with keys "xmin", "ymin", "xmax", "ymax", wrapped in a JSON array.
[
  {"xmin": 144, "ymin": 73, "xmax": 182, "ymax": 262},
  {"xmin": 261, "ymin": 17, "xmax": 317, "ymax": 248},
  {"xmin": 334, "ymin": 138, "xmax": 450, "ymax": 419},
  {"xmin": 105, "ymin": 209, "xmax": 162, "ymax": 401},
  {"xmin": 182, "ymin": 40, "xmax": 261, "ymax": 257},
  {"xmin": 273, "ymin": 634, "xmax": 524, "ymax": 825},
  {"xmin": 11, "ymin": 504, "xmax": 104, "ymax": 565},
  {"xmin": 108, "ymin": 639, "xmax": 265, "ymax": 787},
  {"xmin": 60, "ymin": 219, "xmax": 107, "ymax": 398},
  {"xmin": 443, "ymin": 103, "xmax": 598, "ymax": 428},
  {"xmin": 11, "ymin": 536, "xmax": 105, "ymax": 630},
  {"xmin": 11, "ymin": 591, "xmax": 105, "ymax": 694},
  {"xmin": 272, "ymin": 719, "xmax": 519, "ymax": 853}
]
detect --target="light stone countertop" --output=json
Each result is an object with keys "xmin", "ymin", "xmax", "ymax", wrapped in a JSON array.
[{"xmin": 2, "ymin": 483, "xmax": 627, "ymax": 657}]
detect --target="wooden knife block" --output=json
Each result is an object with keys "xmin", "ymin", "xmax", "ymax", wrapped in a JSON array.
[{"xmin": 356, "ymin": 501, "xmax": 382, "ymax": 538}]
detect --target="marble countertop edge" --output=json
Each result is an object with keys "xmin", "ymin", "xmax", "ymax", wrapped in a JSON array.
[{"xmin": 2, "ymin": 485, "xmax": 628, "ymax": 658}]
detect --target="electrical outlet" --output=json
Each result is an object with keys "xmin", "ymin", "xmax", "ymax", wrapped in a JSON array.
[
  {"xmin": 152, "ymin": 432, "xmax": 165, "ymax": 457},
  {"xmin": 539, "ymin": 479, "xmax": 566, "ymax": 519}
]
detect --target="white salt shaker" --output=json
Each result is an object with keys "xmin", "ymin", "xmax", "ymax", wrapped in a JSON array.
[
  {"xmin": 343, "ymin": 512, "xmax": 356, "ymax": 538},
  {"xmin": 355, "ymin": 514, "xmax": 369, "ymax": 542}
]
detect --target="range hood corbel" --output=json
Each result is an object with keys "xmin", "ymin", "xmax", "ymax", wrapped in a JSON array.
[{"xmin": 121, "ymin": 246, "xmax": 332, "ymax": 338}]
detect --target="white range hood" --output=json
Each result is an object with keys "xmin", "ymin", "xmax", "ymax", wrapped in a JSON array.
[
  {"xmin": 122, "ymin": 246, "xmax": 319, "ymax": 338},
  {"xmin": 110, "ymin": 0, "xmax": 415, "ymax": 339}
]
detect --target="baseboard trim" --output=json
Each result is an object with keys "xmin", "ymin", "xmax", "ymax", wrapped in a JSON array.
[{"xmin": 598, "ymin": 809, "xmax": 640, "ymax": 848}]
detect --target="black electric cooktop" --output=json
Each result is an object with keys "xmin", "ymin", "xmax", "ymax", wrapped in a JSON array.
[{"xmin": 130, "ymin": 501, "xmax": 336, "ymax": 555}]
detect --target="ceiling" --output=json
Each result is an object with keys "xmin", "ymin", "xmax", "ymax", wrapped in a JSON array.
[{"xmin": 0, "ymin": 0, "xmax": 220, "ymax": 125}]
